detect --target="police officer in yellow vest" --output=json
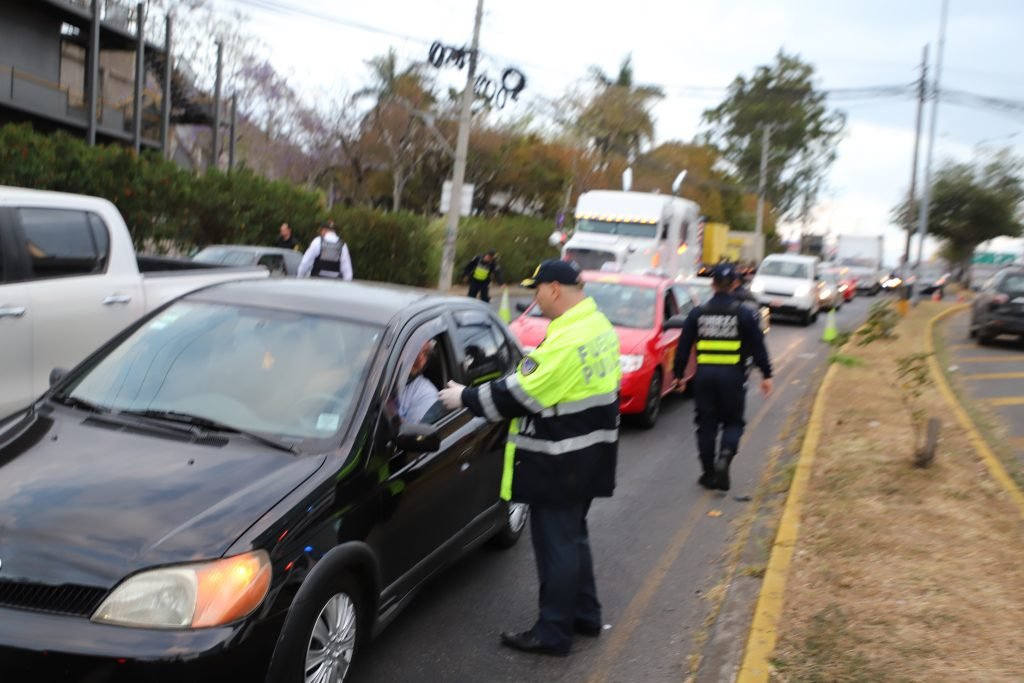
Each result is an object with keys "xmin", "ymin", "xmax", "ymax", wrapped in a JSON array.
[
  {"xmin": 461, "ymin": 250, "xmax": 504, "ymax": 302},
  {"xmin": 439, "ymin": 259, "xmax": 620, "ymax": 657},
  {"xmin": 672, "ymin": 263, "xmax": 773, "ymax": 491}
]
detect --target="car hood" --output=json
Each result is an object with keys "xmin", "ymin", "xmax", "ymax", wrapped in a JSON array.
[
  {"xmin": 509, "ymin": 314, "xmax": 652, "ymax": 356},
  {"xmin": 0, "ymin": 409, "xmax": 326, "ymax": 588},
  {"xmin": 616, "ymin": 327, "xmax": 656, "ymax": 356}
]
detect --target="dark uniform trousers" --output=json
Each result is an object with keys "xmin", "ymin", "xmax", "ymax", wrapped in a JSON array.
[
  {"xmin": 529, "ymin": 500, "xmax": 601, "ymax": 649},
  {"xmin": 693, "ymin": 366, "xmax": 747, "ymax": 473},
  {"xmin": 467, "ymin": 279, "xmax": 491, "ymax": 302}
]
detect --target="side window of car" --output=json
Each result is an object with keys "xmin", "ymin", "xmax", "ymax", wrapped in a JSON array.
[
  {"xmin": 387, "ymin": 320, "xmax": 451, "ymax": 426},
  {"xmin": 453, "ymin": 311, "xmax": 513, "ymax": 386},
  {"xmin": 663, "ymin": 289, "xmax": 680, "ymax": 320},
  {"xmin": 258, "ymin": 254, "xmax": 286, "ymax": 276},
  {"xmin": 18, "ymin": 208, "xmax": 108, "ymax": 280}
]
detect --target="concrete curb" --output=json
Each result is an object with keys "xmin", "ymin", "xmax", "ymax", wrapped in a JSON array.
[
  {"xmin": 927, "ymin": 304, "xmax": 1024, "ymax": 520},
  {"xmin": 734, "ymin": 362, "xmax": 839, "ymax": 682}
]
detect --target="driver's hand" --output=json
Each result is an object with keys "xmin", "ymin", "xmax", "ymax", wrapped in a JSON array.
[{"xmin": 439, "ymin": 380, "xmax": 466, "ymax": 410}]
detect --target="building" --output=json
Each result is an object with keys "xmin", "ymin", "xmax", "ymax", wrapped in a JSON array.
[{"xmin": 0, "ymin": 0, "xmax": 212, "ymax": 156}]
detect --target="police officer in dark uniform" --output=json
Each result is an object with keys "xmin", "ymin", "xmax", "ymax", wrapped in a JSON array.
[{"xmin": 672, "ymin": 263, "xmax": 773, "ymax": 491}]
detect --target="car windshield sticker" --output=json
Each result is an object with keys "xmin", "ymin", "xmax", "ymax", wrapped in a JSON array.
[
  {"xmin": 316, "ymin": 413, "xmax": 341, "ymax": 431},
  {"xmin": 148, "ymin": 307, "xmax": 190, "ymax": 330}
]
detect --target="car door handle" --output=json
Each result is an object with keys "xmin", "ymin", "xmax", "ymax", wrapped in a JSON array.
[
  {"xmin": 102, "ymin": 294, "xmax": 133, "ymax": 305},
  {"xmin": 0, "ymin": 306, "xmax": 27, "ymax": 318}
]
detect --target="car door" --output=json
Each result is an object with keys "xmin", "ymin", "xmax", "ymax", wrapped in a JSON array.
[
  {"xmin": 449, "ymin": 308, "xmax": 517, "ymax": 526},
  {"xmin": 0, "ymin": 213, "xmax": 33, "ymax": 418},
  {"xmin": 370, "ymin": 316, "xmax": 483, "ymax": 592},
  {"xmin": 256, "ymin": 252, "xmax": 287, "ymax": 277},
  {"xmin": 15, "ymin": 208, "xmax": 144, "ymax": 400},
  {"xmin": 656, "ymin": 286, "xmax": 682, "ymax": 384}
]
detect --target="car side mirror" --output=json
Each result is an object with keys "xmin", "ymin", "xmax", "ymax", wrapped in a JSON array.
[
  {"xmin": 396, "ymin": 422, "xmax": 441, "ymax": 452},
  {"xmin": 515, "ymin": 301, "xmax": 529, "ymax": 313},
  {"xmin": 663, "ymin": 314, "xmax": 687, "ymax": 330},
  {"xmin": 49, "ymin": 367, "xmax": 68, "ymax": 387}
]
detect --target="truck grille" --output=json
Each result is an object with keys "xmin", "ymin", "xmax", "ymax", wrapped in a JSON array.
[
  {"xmin": 0, "ymin": 580, "xmax": 108, "ymax": 617},
  {"xmin": 564, "ymin": 249, "xmax": 615, "ymax": 272},
  {"xmin": 764, "ymin": 290, "xmax": 794, "ymax": 298}
]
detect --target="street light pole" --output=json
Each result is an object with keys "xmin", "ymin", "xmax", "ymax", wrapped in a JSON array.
[
  {"xmin": 753, "ymin": 124, "xmax": 771, "ymax": 263},
  {"xmin": 903, "ymin": 45, "xmax": 928, "ymax": 264},
  {"xmin": 911, "ymin": 0, "xmax": 949, "ymax": 305},
  {"xmin": 438, "ymin": 0, "xmax": 484, "ymax": 291}
]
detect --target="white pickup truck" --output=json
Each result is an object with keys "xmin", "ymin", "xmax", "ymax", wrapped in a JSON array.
[{"xmin": 0, "ymin": 186, "xmax": 269, "ymax": 418}]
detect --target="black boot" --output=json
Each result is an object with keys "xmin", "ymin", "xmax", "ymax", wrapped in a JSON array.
[{"xmin": 714, "ymin": 448, "xmax": 734, "ymax": 491}]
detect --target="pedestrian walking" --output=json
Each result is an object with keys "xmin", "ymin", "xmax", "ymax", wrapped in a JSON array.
[
  {"xmin": 298, "ymin": 222, "xmax": 353, "ymax": 280},
  {"xmin": 461, "ymin": 250, "xmax": 504, "ymax": 302},
  {"xmin": 439, "ymin": 259, "xmax": 620, "ymax": 657},
  {"xmin": 275, "ymin": 222, "xmax": 300, "ymax": 252},
  {"xmin": 671, "ymin": 263, "xmax": 773, "ymax": 491}
]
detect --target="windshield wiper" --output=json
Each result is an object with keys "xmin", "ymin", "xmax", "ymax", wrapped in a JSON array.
[
  {"xmin": 51, "ymin": 395, "xmax": 110, "ymax": 414},
  {"xmin": 117, "ymin": 409, "xmax": 299, "ymax": 454}
]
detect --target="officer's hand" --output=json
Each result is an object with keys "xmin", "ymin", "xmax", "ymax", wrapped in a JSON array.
[
  {"xmin": 672, "ymin": 377, "xmax": 687, "ymax": 394},
  {"xmin": 439, "ymin": 380, "xmax": 466, "ymax": 410},
  {"xmin": 761, "ymin": 378, "xmax": 773, "ymax": 397}
]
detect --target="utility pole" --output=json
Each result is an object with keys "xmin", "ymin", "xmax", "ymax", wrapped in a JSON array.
[
  {"xmin": 754, "ymin": 124, "xmax": 772, "ymax": 263},
  {"xmin": 912, "ymin": 0, "xmax": 948, "ymax": 305},
  {"xmin": 438, "ymin": 0, "xmax": 484, "ymax": 290},
  {"xmin": 903, "ymin": 45, "xmax": 928, "ymax": 264},
  {"xmin": 132, "ymin": 3, "xmax": 145, "ymax": 154},
  {"xmin": 86, "ymin": 0, "xmax": 101, "ymax": 146},
  {"xmin": 211, "ymin": 41, "xmax": 223, "ymax": 172},
  {"xmin": 228, "ymin": 94, "xmax": 237, "ymax": 171},
  {"xmin": 161, "ymin": 16, "xmax": 173, "ymax": 160}
]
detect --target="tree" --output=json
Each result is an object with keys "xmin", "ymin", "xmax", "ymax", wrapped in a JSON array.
[
  {"xmin": 892, "ymin": 149, "xmax": 1024, "ymax": 277},
  {"xmin": 701, "ymin": 50, "xmax": 845, "ymax": 222},
  {"xmin": 575, "ymin": 55, "xmax": 664, "ymax": 171}
]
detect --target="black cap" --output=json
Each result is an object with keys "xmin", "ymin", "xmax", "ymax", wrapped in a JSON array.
[
  {"xmin": 711, "ymin": 263, "xmax": 738, "ymax": 283},
  {"xmin": 521, "ymin": 259, "xmax": 582, "ymax": 288}
]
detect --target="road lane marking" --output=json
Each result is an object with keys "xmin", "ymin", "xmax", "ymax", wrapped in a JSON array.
[
  {"xmin": 955, "ymin": 356, "xmax": 1024, "ymax": 363},
  {"xmin": 949, "ymin": 343, "xmax": 978, "ymax": 350},
  {"xmin": 988, "ymin": 397, "xmax": 1024, "ymax": 406},
  {"xmin": 961, "ymin": 371, "xmax": 1024, "ymax": 380}
]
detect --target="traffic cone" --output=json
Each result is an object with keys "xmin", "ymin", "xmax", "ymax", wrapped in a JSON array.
[
  {"xmin": 498, "ymin": 286, "xmax": 511, "ymax": 323},
  {"xmin": 822, "ymin": 308, "xmax": 838, "ymax": 343}
]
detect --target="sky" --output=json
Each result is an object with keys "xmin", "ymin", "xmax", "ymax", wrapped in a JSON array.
[{"xmin": 209, "ymin": 0, "xmax": 1024, "ymax": 267}]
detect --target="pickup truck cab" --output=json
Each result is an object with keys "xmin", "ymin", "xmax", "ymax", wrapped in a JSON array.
[{"xmin": 0, "ymin": 186, "xmax": 269, "ymax": 418}]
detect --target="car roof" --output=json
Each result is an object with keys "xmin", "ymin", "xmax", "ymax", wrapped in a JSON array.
[
  {"xmin": 581, "ymin": 270, "xmax": 667, "ymax": 288},
  {"xmin": 182, "ymin": 278, "xmax": 490, "ymax": 327},
  {"xmin": 198, "ymin": 245, "xmax": 295, "ymax": 255}
]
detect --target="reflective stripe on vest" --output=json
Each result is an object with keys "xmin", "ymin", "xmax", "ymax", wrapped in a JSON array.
[
  {"xmin": 696, "ymin": 306, "xmax": 741, "ymax": 365},
  {"xmin": 473, "ymin": 265, "xmax": 491, "ymax": 281},
  {"xmin": 697, "ymin": 353, "xmax": 742, "ymax": 365}
]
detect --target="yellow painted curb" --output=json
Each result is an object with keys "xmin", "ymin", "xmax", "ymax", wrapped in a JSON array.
[
  {"xmin": 735, "ymin": 362, "xmax": 838, "ymax": 683},
  {"xmin": 927, "ymin": 305, "xmax": 1024, "ymax": 520}
]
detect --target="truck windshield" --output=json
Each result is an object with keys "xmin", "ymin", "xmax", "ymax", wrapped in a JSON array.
[
  {"xmin": 576, "ymin": 218, "xmax": 658, "ymax": 239},
  {"xmin": 838, "ymin": 257, "xmax": 876, "ymax": 268},
  {"xmin": 59, "ymin": 302, "xmax": 382, "ymax": 442}
]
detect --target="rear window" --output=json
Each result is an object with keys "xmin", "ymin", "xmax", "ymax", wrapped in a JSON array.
[{"xmin": 759, "ymin": 260, "xmax": 810, "ymax": 279}]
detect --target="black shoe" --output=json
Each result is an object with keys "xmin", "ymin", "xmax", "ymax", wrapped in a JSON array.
[
  {"xmin": 574, "ymin": 620, "xmax": 602, "ymax": 637},
  {"xmin": 714, "ymin": 450, "xmax": 733, "ymax": 492},
  {"xmin": 698, "ymin": 473, "xmax": 718, "ymax": 490},
  {"xmin": 500, "ymin": 630, "xmax": 570, "ymax": 657}
]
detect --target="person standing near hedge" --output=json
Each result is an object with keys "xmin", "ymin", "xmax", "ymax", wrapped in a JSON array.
[
  {"xmin": 298, "ymin": 222, "xmax": 353, "ymax": 280},
  {"xmin": 462, "ymin": 250, "xmax": 504, "ymax": 302}
]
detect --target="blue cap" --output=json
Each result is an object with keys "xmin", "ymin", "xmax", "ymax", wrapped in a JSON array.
[
  {"xmin": 711, "ymin": 263, "xmax": 738, "ymax": 283},
  {"xmin": 521, "ymin": 259, "xmax": 582, "ymax": 288}
]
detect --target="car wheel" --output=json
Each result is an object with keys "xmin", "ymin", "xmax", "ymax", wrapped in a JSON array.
[
  {"xmin": 270, "ymin": 573, "xmax": 364, "ymax": 683},
  {"xmin": 491, "ymin": 501, "xmax": 529, "ymax": 548},
  {"xmin": 802, "ymin": 310, "xmax": 813, "ymax": 326},
  {"xmin": 636, "ymin": 370, "xmax": 662, "ymax": 429}
]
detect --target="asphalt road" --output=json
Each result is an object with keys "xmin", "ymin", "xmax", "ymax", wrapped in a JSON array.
[{"xmin": 349, "ymin": 295, "xmax": 873, "ymax": 683}]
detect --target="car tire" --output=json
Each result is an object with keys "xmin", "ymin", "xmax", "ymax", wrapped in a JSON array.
[
  {"xmin": 802, "ymin": 310, "xmax": 813, "ymax": 326},
  {"xmin": 636, "ymin": 370, "xmax": 662, "ymax": 429},
  {"xmin": 269, "ymin": 572, "xmax": 365, "ymax": 683},
  {"xmin": 491, "ymin": 501, "xmax": 529, "ymax": 548}
]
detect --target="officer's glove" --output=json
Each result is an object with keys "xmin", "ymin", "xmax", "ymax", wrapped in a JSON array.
[{"xmin": 439, "ymin": 380, "xmax": 466, "ymax": 410}]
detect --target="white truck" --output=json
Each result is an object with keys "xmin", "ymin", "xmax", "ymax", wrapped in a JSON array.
[
  {"xmin": 558, "ymin": 190, "xmax": 702, "ymax": 279},
  {"xmin": 834, "ymin": 234, "xmax": 886, "ymax": 295},
  {"xmin": 0, "ymin": 186, "xmax": 270, "ymax": 418}
]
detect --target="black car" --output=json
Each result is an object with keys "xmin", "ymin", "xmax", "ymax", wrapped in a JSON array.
[
  {"xmin": 969, "ymin": 267, "xmax": 1024, "ymax": 344},
  {"xmin": 0, "ymin": 279, "xmax": 527, "ymax": 681}
]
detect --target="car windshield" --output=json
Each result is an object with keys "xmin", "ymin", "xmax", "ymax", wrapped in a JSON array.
[
  {"xmin": 839, "ymin": 257, "xmax": 876, "ymax": 269},
  {"xmin": 193, "ymin": 248, "xmax": 255, "ymax": 266},
  {"xmin": 687, "ymin": 282, "xmax": 713, "ymax": 304},
  {"xmin": 60, "ymin": 301, "xmax": 382, "ymax": 441},
  {"xmin": 526, "ymin": 281, "xmax": 658, "ymax": 328},
  {"xmin": 575, "ymin": 218, "xmax": 657, "ymax": 238},
  {"xmin": 1000, "ymin": 273, "xmax": 1024, "ymax": 295},
  {"xmin": 759, "ymin": 260, "xmax": 810, "ymax": 279}
]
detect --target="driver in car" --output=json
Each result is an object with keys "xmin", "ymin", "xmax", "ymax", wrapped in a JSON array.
[{"xmin": 398, "ymin": 340, "xmax": 440, "ymax": 423}]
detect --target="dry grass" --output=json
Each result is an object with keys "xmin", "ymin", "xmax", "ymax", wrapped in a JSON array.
[{"xmin": 771, "ymin": 302, "xmax": 1024, "ymax": 683}]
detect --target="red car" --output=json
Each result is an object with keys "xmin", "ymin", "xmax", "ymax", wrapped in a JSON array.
[
  {"xmin": 824, "ymin": 267, "xmax": 858, "ymax": 303},
  {"xmin": 509, "ymin": 271, "xmax": 699, "ymax": 428}
]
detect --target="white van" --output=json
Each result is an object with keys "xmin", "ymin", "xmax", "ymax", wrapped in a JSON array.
[{"xmin": 750, "ymin": 254, "xmax": 822, "ymax": 326}]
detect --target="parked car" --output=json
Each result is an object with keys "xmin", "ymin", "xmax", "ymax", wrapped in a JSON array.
[
  {"xmin": 193, "ymin": 244, "xmax": 303, "ymax": 277},
  {"xmin": 0, "ymin": 186, "xmax": 269, "ymax": 419},
  {"xmin": 509, "ymin": 270, "xmax": 698, "ymax": 428},
  {"xmin": 749, "ymin": 253, "xmax": 822, "ymax": 325},
  {"xmin": 969, "ymin": 267, "xmax": 1024, "ymax": 344},
  {"xmin": 683, "ymin": 276, "xmax": 771, "ymax": 334},
  {"xmin": 0, "ymin": 278, "xmax": 527, "ymax": 681}
]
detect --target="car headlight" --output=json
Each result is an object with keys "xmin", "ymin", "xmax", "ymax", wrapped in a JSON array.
[
  {"xmin": 92, "ymin": 550, "xmax": 271, "ymax": 629},
  {"xmin": 751, "ymin": 281, "xmax": 765, "ymax": 294},
  {"xmin": 794, "ymin": 283, "xmax": 811, "ymax": 298},
  {"xmin": 620, "ymin": 354, "xmax": 644, "ymax": 373}
]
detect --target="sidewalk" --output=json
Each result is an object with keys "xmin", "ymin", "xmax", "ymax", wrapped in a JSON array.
[{"xmin": 738, "ymin": 300, "xmax": 1024, "ymax": 682}]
